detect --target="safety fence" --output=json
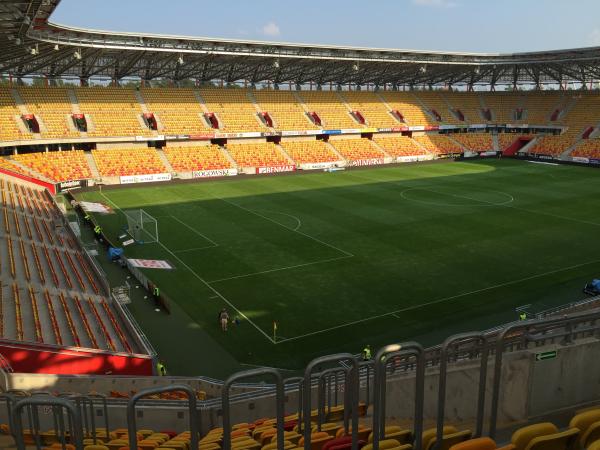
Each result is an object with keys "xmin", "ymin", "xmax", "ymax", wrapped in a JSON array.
[{"xmin": 3, "ymin": 311, "xmax": 600, "ymax": 450}]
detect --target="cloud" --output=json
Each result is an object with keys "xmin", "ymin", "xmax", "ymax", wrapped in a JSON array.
[
  {"xmin": 412, "ymin": 0, "xmax": 458, "ymax": 7},
  {"xmin": 261, "ymin": 22, "xmax": 281, "ymax": 37},
  {"xmin": 589, "ymin": 28, "xmax": 600, "ymax": 46}
]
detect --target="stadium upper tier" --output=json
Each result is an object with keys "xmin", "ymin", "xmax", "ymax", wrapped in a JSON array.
[{"xmin": 0, "ymin": 87, "xmax": 585, "ymax": 143}]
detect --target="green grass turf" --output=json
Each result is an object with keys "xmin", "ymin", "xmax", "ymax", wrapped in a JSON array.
[{"xmin": 75, "ymin": 159, "xmax": 600, "ymax": 374}]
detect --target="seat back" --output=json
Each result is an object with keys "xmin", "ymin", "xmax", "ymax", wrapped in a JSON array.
[
  {"xmin": 524, "ymin": 428, "xmax": 579, "ymax": 450},
  {"xmin": 422, "ymin": 427, "xmax": 458, "ymax": 450},
  {"xmin": 511, "ymin": 423, "xmax": 558, "ymax": 450},
  {"xmin": 448, "ymin": 437, "xmax": 497, "ymax": 450}
]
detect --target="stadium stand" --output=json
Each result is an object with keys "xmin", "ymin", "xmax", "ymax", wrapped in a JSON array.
[
  {"xmin": 200, "ymin": 88, "xmax": 265, "ymax": 132},
  {"xmin": 92, "ymin": 148, "xmax": 167, "ymax": 177},
  {"xmin": 341, "ymin": 91, "xmax": 400, "ymax": 127},
  {"xmin": 0, "ymin": 87, "xmax": 30, "ymax": 141},
  {"xmin": 0, "ymin": 179, "xmax": 138, "ymax": 353},
  {"xmin": 498, "ymin": 134, "xmax": 526, "ymax": 151},
  {"xmin": 372, "ymin": 135, "xmax": 428, "ymax": 157},
  {"xmin": 141, "ymin": 88, "xmax": 206, "ymax": 134},
  {"xmin": 163, "ymin": 145, "xmax": 234, "ymax": 172},
  {"xmin": 299, "ymin": 91, "xmax": 360, "ymax": 129},
  {"xmin": 451, "ymin": 134, "xmax": 494, "ymax": 152},
  {"xmin": 479, "ymin": 93, "xmax": 523, "ymax": 123},
  {"xmin": 414, "ymin": 91, "xmax": 461, "ymax": 125},
  {"xmin": 330, "ymin": 139, "xmax": 386, "ymax": 161},
  {"xmin": 442, "ymin": 93, "xmax": 486, "ymax": 123},
  {"xmin": 280, "ymin": 140, "xmax": 341, "ymax": 164},
  {"xmin": 17, "ymin": 87, "xmax": 79, "ymax": 139},
  {"xmin": 225, "ymin": 142, "xmax": 290, "ymax": 167},
  {"xmin": 12, "ymin": 150, "xmax": 92, "ymax": 182},
  {"xmin": 378, "ymin": 92, "xmax": 435, "ymax": 126},
  {"xmin": 74, "ymin": 87, "xmax": 151, "ymax": 138},
  {"xmin": 413, "ymin": 134, "xmax": 464, "ymax": 155},
  {"xmin": 571, "ymin": 139, "xmax": 600, "ymax": 159},
  {"xmin": 253, "ymin": 90, "xmax": 320, "ymax": 131}
]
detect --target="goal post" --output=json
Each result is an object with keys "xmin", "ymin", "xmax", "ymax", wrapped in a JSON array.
[{"xmin": 125, "ymin": 209, "xmax": 159, "ymax": 243}]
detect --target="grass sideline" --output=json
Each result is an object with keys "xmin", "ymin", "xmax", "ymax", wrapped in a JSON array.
[{"xmin": 75, "ymin": 159, "xmax": 600, "ymax": 373}]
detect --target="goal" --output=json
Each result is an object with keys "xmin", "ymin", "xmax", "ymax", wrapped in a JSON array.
[{"xmin": 125, "ymin": 209, "xmax": 159, "ymax": 243}]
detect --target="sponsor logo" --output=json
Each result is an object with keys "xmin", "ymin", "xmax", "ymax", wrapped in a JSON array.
[
  {"xmin": 349, "ymin": 159, "xmax": 384, "ymax": 167},
  {"xmin": 300, "ymin": 162, "xmax": 340, "ymax": 170},
  {"xmin": 572, "ymin": 157, "xmax": 590, "ymax": 164},
  {"xmin": 59, "ymin": 180, "xmax": 82, "ymax": 189},
  {"xmin": 589, "ymin": 158, "xmax": 600, "ymax": 165},
  {"xmin": 189, "ymin": 133, "xmax": 215, "ymax": 140},
  {"xmin": 120, "ymin": 173, "xmax": 172, "ymax": 184},
  {"xmin": 192, "ymin": 168, "xmax": 238, "ymax": 178},
  {"xmin": 257, "ymin": 165, "xmax": 296, "ymax": 174}
]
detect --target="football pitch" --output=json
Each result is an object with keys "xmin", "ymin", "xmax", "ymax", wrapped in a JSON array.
[{"xmin": 75, "ymin": 159, "xmax": 600, "ymax": 373}]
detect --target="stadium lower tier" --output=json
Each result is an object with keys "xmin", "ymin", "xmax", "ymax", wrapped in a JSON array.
[
  {"xmin": 0, "ymin": 177, "xmax": 152, "ymax": 374},
  {"xmin": 0, "ymin": 131, "xmax": 596, "ymax": 185}
]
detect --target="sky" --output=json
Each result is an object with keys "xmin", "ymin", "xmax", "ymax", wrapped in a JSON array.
[{"xmin": 52, "ymin": 0, "xmax": 600, "ymax": 54}]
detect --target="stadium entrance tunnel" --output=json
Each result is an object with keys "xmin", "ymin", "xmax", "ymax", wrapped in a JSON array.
[{"xmin": 400, "ymin": 186, "xmax": 514, "ymax": 207}]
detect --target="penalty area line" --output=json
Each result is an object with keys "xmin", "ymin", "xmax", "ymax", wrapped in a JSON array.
[
  {"xmin": 97, "ymin": 191, "xmax": 277, "ymax": 345},
  {"xmin": 274, "ymin": 257, "xmax": 600, "ymax": 345},
  {"xmin": 208, "ymin": 254, "xmax": 353, "ymax": 284}
]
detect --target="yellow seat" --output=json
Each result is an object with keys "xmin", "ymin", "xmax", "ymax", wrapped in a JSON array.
[
  {"xmin": 362, "ymin": 439, "xmax": 411, "ymax": 450},
  {"xmin": 570, "ymin": 409, "xmax": 600, "ymax": 449},
  {"xmin": 85, "ymin": 446, "xmax": 109, "ymax": 450},
  {"xmin": 261, "ymin": 440, "xmax": 295, "ymax": 450},
  {"xmin": 588, "ymin": 441, "xmax": 600, "ymax": 450},
  {"xmin": 523, "ymin": 428, "xmax": 579, "ymax": 450},
  {"xmin": 448, "ymin": 438, "xmax": 498, "ymax": 450},
  {"xmin": 510, "ymin": 423, "xmax": 558, "ymax": 450},
  {"xmin": 368, "ymin": 427, "xmax": 412, "ymax": 445}
]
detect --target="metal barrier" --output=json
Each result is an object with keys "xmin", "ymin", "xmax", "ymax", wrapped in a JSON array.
[
  {"xmin": 372, "ymin": 343, "xmax": 425, "ymax": 450},
  {"xmin": 127, "ymin": 385, "xmax": 199, "ymax": 450},
  {"xmin": 435, "ymin": 333, "xmax": 488, "ymax": 449},
  {"xmin": 11, "ymin": 395, "xmax": 83, "ymax": 450},
  {"xmin": 222, "ymin": 368, "xmax": 285, "ymax": 450},
  {"xmin": 3, "ymin": 314, "xmax": 600, "ymax": 450},
  {"xmin": 303, "ymin": 354, "xmax": 359, "ymax": 450}
]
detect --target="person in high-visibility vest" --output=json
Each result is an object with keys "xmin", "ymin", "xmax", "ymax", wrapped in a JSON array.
[
  {"xmin": 519, "ymin": 312, "xmax": 527, "ymax": 321},
  {"xmin": 93, "ymin": 225, "xmax": 102, "ymax": 236},
  {"xmin": 362, "ymin": 345, "xmax": 372, "ymax": 361},
  {"xmin": 156, "ymin": 361, "xmax": 167, "ymax": 376}
]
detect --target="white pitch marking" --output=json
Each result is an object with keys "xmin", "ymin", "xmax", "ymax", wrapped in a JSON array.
[
  {"xmin": 174, "ymin": 245, "xmax": 218, "ymax": 254},
  {"xmin": 208, "ymin": 255, "xmax": 353, "ymax": 284},
  {"xmin": 169, "ymin": 215, "xmax": 219, "ymax": 246},
  {"xmin": 98, "ymin": 191, "xmax": 276, "ymax": 344},
  {"xmin": 275, "ymin": 257, "xmax": 600, "ymax": 344},
  {"xmin": 212, "ymin": 194, "xmax": 354, "ymax": 258},
  {"xmin": 254, "ymin": 209, "xmax": 303, "ymax": 232}
]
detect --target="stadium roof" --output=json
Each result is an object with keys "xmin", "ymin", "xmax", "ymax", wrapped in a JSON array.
[{"xmin": 3, "ymin": 0, "xmax": 600, "ymax": 88}]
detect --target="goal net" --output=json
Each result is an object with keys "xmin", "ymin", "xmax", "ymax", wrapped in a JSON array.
[{"xmin": 125, "ymin": 209, "xmax": 159, "ymax": 243}]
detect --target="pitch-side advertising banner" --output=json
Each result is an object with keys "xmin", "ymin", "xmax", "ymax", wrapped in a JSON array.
[{"xmin": 120, "ymin": 173, "xmax": 172, "ymax": 184}]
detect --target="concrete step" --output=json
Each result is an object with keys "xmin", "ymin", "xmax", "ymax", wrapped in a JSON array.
[
  {"xmin": 84, "ymin": 151, "xmax": 101, "ymax": 178},
  {"xmin": 156, "ymin": 149, "xmax": 175, "ymax": 173}
]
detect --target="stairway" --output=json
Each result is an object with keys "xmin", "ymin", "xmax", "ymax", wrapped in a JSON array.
[
  {"xmin": 134, "ymin": 90, "xmax": 150, "ymax": 114},
  {"xmin": 193, "ymin": 89, "xmax": 211, "ymax": 114},
  {"xmin": 156, "ymin": 149, "xmax": 175, "ymax": 173},
  {"xmin": 375, "ymin": 92, "xmax": 403, "ymax": 124},
  {"xmin": 325, "ymin": 141, "xmax": 347, "ymax": 162},
  {"xmin": 67, "ymin": 89, "xmax": 82, "ymax": 114},
  {"xmin": 8, "ymin": 158, "xmax": 51, "ymax": 182},
  {"xmin": 370, "ymin": 140, "xmax": 391, "ymax": 158},
  {"xmin": 478, "ymin": 94, "xmax": 494, "ymax": 121},
  {"xmin": 275, "ymin": 144, "xmax": 296, "ymax": 165},
  {"xmin": 410, "ymin": 92, "xmax": 439, "ymax": 123},
  {"xmin": 560, "ymin": 140, "xmax": 583, "ymax": 160},
  {"xmin": 84, "ymin": 151, "xmax": 100, "ymax": 179},
  {"xmin": 492, "ymin": 134, "xmax": 500, "ymax": 152},
  {"xmin": 219, "ymin": 146, "xmax": 238, "ymax": 168}
]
